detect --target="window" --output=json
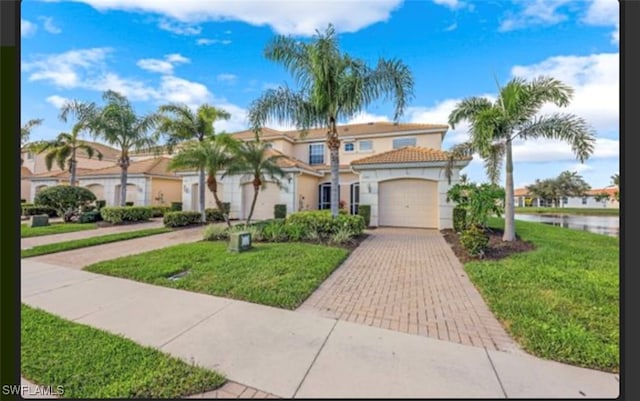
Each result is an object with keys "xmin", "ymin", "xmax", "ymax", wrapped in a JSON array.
[
  {"xmin": 392, "ymin": 137, "xmax": 417, "ymax": 149},
  {"xmin": 264, "ymin": 142, "xmax": 273, "ymax": 149},
  {"xmin": 344, "ymin": 142, "xmax": 355, "ymax": 152},
  {"xmin": 582, "ymin": 196, "xmax": 588, "ymax": 205},
  {"xmin": 562, "ymin": 197, "xmax": 568, "ymax": 205},
  {"xmin": 319, "ymin": 183, "xmax": 331, "ymax": 209},
  {"xmin": 27, "ymin": 152, "xmax": 33, "ymax": 160},
  {"xmin": 359, "ymin": 140, "xmax": 373, "ymax": 152},
  {"xmin": 309, "ymin": 143, "xmax": 324, "ymax": 165},
  {"xmin": 350, "ymin": 183, "xmax": 360, "ymax": 215}
]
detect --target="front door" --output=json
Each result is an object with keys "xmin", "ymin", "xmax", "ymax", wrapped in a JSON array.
[
  {"xmin": 350, "ymin": 183, "xmax": 360, "ymax": 215},
  {"xmin": 319, "ymin": 183, "xmax": 331, "ymax": 210}
]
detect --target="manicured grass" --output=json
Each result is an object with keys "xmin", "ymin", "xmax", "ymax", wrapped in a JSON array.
[
  {"xmin": 21, "ymin": 222, "xmax": 98, "ymax": 238},
  {"xmin": 22, "ymin": 228, "xmax": 172, "ymax": 258},
  {"xmin": 515, "ymin": 207, "xmax": 619, "ymax": 216},
  {"xmin": 86, "ymin": 241, "xmax": 350, "ymax": 309},
  {"xmin": 21, "ymin": 305, "xmax": 225, "ymax": 398},
  {"xmin": 465, "ymin": 217, "xmax": 619, "ymax": 372}
]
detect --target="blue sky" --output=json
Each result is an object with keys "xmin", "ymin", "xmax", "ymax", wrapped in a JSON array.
[{"xmin": 21, "ymin": 0, "xmax": 619, "ymax": 189}]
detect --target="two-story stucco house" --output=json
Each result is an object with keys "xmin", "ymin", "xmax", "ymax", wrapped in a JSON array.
[{"xmin": 179, "ymin": 122, "xmax": 471, "ymax": 229}]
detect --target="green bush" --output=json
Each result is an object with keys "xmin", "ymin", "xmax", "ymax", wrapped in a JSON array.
[
  {"xmin": 202, "ymin": 224, "xmax": 229, "ymax": 241},
  {"xmin": 170, "ymin": 202, "xmax": 183, "ymax": 212},
  {"xmin": 100, "ymin": 206, "xmax": 153, "ymax": 224},
  {"xmin": 81, "ymin": 205, "xmax": 96, "ymax": 212},
  {"xmin": 453, "ymin": 206, "xmax": 467, "ymax": 232},
  {"xmin": 221, "ymin": 202, "xmax": 230, "ymax": 214},
  {"xmin": 274, "ymin": 204, "xmax": 287, "ymax": 219},
  {"xmin": 78, "ymin": 210, "xmax": 103, "ymax": 224},
  {"xmin": 22, "ymin": 205, "xmax": 58, "ymax": 217},
  {"xmin": 21, "ymin": 199, "xmax": 26, "ymax": 203},
  {"xmin": 34, "ymin": 185, "xmax": 96, "ymax": 222},
  {"xmin": 329, "ymin": 227, "xmax": 355, "ymax": 245},
  {"xmin": 205, "ymin": 208, "xmax": 224, "ymax": 222},
  {"xmin": 357, "ymin": 205, "xmax": 371, "ymax": 227},
  {"xmin": 285, "ymin": 210, "xmax": 365, "ymax": 238},
  {"xmin": 150, "ymin": 206, "xmax": 171, "ymax": 218},
  {"xmin": 163, "ymin": 211, "xmax": 201, "ymax": 227},
  {"xmin": 262, "ymin": 220, "xmax": 288, "ymax": 242},
  {"xmin": 125, "ymin": 201, "xmax": 134, "ymax": 207},
  {"xmin": 96, "ymin": 200, "xmax": 106, "ymax": 210},
  {"xmin": 460, "ymin": 225, "xmax": 489, "ymax": 258}
]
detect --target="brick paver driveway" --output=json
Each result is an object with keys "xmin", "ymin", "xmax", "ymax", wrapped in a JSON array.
[{"xmin": 298, "ymin": 227, "xmax": 519, "ymax": 353}]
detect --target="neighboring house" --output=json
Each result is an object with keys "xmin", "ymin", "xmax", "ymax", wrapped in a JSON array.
[
  {"xmin": 179, "ymin": 122, "xmax": 472, "ymax": 229},
  {"xmin": 21, "ymin": 167, "xmax": 33, "ymax": 202},
  {"xmin": 514, "ymin": 186, "xmax": 619, "ymax": 209}
]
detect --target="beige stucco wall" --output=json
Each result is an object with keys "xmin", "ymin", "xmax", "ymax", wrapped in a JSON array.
[
  {"xmin": 296, "ymin": 173, "xmax": 319, "ymax": 212},
  {"xmin": 21, "ymin": 179, "xmax": 31, "ymax": 201},
  {"xmin": 268, "ymin": 138, "xmax": 294, "ymax": 155},
  {"xmin": 150, "ymin": 178, "xmax": 182, "ymax": 206}
]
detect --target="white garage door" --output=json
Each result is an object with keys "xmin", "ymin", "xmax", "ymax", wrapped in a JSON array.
[
  {"xmin": 242, "ymin": 182, "xmax": 281, "ymax": 221},
  {"xmin": 378, "ymin": 179, "xmax": 438, "ymax": 228}
]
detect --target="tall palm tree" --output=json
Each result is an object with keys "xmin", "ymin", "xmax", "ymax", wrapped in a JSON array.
[
  {"xmin": 247, "ymin": 23, "xmax": 414, "ymax": 217},
  {"xmin": 168, "ymin": 136, "xmax": 236, "ymax": 227},
  {"xmin": 225, "ymin": 140, "xmax": 286, "ymax": 226},
  {"xmin": 88, "ymin": 90, "xmax": 160, "ymax": 206},
  {"xmin": 157, "ymin": 103, "xmax": 231, "ymax": 223},
  {"xmin": 21, "ymin": 118, "xmax": 43, "ymax": 165},
  {"xmin": 447, "ymin": 76, "xmax": 595, "ymax": 241}
]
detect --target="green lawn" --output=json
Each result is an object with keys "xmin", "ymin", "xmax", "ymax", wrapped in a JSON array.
[
  {"xmin": 21, "ymin": 305, "xmax": 225, "ymax": 398},
  {"xmin": 22, "ymin": 228, "xmax": 173, "ymax": 258},
  {"xmin": 86, "ymin": 241, "xmax": 350, "ymax": 309},
  {"xmin": 515, "ymin": 207, "xmax": 619, "ymax": 216},
  {"xmin": 21, "ymin": 222, "xmax": 98, "ymax": 238},
  {"xmin": 465, "ymin": 217, "xmax": 619, "ymax": 372}
]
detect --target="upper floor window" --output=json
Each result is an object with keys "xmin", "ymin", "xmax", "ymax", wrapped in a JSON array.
[
  {"xmin": 344, "ymin": 142, "xmax": 355, "ymax": 152},
  {"xmin": 359, "ymin": 140, "xmax": 373, "ymax": 152},
  {"xmin": 264, "ymin": 142, "xmax": 273, "ymax": 149},
  {"xmin": 392, "ymin": 137, "xmax": 417, "ymax": 149},
  {"xmin": 309, "ymin": 143, "xmax": 324, "ymax": 165}
]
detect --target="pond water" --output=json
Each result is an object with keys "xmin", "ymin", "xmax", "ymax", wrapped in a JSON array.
[{"xmin": 514, "ymin": 213, "xmax": 619, "ymax": 237}]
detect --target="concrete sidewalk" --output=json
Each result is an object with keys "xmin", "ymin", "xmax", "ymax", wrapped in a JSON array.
[
  {"xmin": 21, "ymin": 260, "xmax": 619, "ymax": 399},
  {"xmin": 22, "ymin": 219, "xmax": 165, "ymax": 249}
]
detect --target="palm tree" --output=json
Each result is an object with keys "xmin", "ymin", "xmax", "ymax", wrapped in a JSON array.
[
  {"xmin": 168, "ymin": 136, "xmax": 236, "ymax": 227},
  {"xmin": 611, "ymin": 173, "xmax": 619, "ymax": 201},
  {"xmin": 88, "ymin": 90, "xmax": 160, "ymax": 206},
  {"xmin": 157, "ymin": 103, "xmax": 231, "ymax": 223},
  {"xmin": 21, "ymin": 118, "xmax": 43, "ymax": 165},
  {"xmin": 225, "ymin": 140, "xmax": 286, "ymax": 226},
  {"xmin": 447, "ymin": 76, "xmax": 595, "ymax": 241},
  {"xmin": 247, "ymin": 23, "xmax": 414, "ymax": 217}
]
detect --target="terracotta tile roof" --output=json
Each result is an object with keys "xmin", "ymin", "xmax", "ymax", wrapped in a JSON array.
[
  {"xmin": 78, "ymin": 157, "xmax": 178, "ymax": 178},
  {"xmin": 267, "ymin": 149, "xmax": 320, "ymax": 175},
  {"xmin": 30, "ymin": 168, "xmax": 93, "ymax": 179},
  {"xmin": 514, "ymin": 188, "xmax": 530, "ymax": 196},
  {"xmin": 586, "ymin": 186, "xmax": 619, "ymax": 197},
  {"xmin": 21, "ymin": 166, "xmax": 33, "ymax": 177},
  {"xmin": 231, "ymin": 128, "xmax": 291, "ymax": 141},
  {"xmin": 351, "ymin": 146, "xmax": 470, "ymax": 165}
]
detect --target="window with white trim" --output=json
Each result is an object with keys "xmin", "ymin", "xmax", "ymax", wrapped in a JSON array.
[
  {"xmin": 344, "ymin": 142, "xmax": 355, "ymax": 152},
  {"xmin": 309, "ymin": 143, "xmax": 324, "ymax": 165},
  {"xmin": 392, "ymin": 137, "xmax": 417, "ymax": 149},
  {"xmin": 358, "ymin": 140, "xmax": 373, "ymax": 152}
]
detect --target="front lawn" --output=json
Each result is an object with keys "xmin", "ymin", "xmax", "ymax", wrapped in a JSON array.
[
  {"xmin": 21, "ymin": 222, "xmax": 98, "ymax": 238},
  {"xmin": 22, "ymin": 228, "xmax": 173, "ymax": 258},
  {"xmin": 463, "ymin": 217, "xmax": 619, "ymax": 372},
  {"xmin": 86, "ymin": 242, "xmax": 349, "ymax": 309},
  {"xmin": 515, "ymin": 207, "xmax": 618, "ymax": 216},
  {"xmin": 21, "ymin": 305, "xmax": 225, "ymax": 398}
]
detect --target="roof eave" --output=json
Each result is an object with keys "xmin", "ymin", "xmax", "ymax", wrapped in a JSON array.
[{"xmin": 351, "ymin": 159, "xmax": 471, "ymax": 170}]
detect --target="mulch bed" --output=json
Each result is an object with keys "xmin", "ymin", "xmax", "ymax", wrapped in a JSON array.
[{"xmin": 441, "ymin": 228, "xmax": 535, "ymax": 263}]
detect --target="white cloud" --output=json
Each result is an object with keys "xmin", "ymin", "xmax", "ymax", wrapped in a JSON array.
[
  {"xmin": 89, "ymin": 72, "xmax": 159, "ymax": 101},
  {"xmin": 444, "ymin": 22, "xmax": 457, "ymax": 32},
  {"xmin": 196, "ymin": 38, "xmax": 232, "ymax": 46},
  {"xmin": 216, "ymin": 73, "xmax": 238, "ymax": 83},
  {"xmin": 23, "ymin": 48, "xmax": 112, "ymax": 88},
  {"xmin": 157, "ymin": 75, "xmax": 212, "ymax": 105},
  {"xmin": 136, "ymin": 53, "xmax": 190, "ymax": 74},
  {"xmin": 511, "ymin": 137, "xmax": 618, "ymax": 163},
  {"xmin": 62, "ymin": 0, "xmax": 403, "ymax": 36},
  {"xmin": 498, "ymin": 0, "xmax": 575, "ymax": 32},
  {"xmin": 583, "ymin": 0, "xmax": 619, "ymax": 44},
  {"xmin": 157, "ymin": 18, "xmax": 201, "ymax": 35},
  {"xmin": 21, "ymin": 19, "xmax": 37, "ymax": 37},
  {"xmin": 347, "ymin": 112, "xmax": 390, "ymax": 125},
  {"xmin": 165, "ymin": 53, "xmax": 190, "ymax": 64},
  {"xmin": 432, "ymin": 0, "xmax": 463, "ymax": 10},
  {"xmin": 46, "ymin": 95, "xmax": 71, "ymax": 109},
  {"xmin": 570, "ymin": 163, "xmax": 594, "ymax": 173},
  {"xmin": 39, "ymin": 16, "xmax": 62, "ymax": 34}
]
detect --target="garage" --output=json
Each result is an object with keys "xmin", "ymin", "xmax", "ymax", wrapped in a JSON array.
[
  {"xmin": 378, "ymin": 179, "xmax": 438, "ymax": 228},
  {"xmin": 242, "ymin": 182, "xmax": 281, "ymax": 221},
  {"xmin": 85, "ymin": 183, "xmax": 105, "ymax": 201}
]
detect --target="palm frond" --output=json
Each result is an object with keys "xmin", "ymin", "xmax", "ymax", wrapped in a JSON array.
[{"xmin": 448, "ymin": 97, "xmax": 493, "ymax": 129}]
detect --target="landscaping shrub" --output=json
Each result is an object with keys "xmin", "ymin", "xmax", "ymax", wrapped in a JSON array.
[
  {"xmin": 447, "ymin": 182, "xmax": 505, "ymax": 229},
  {"xmin": 459, "ymin": 225, "xmax": 489, "ymax": 258},
  {"xmin": 358, "ymin": 205, "xmax": 371, "ymax": 227},
  {"xmin": 163, "ymin": 211, "xmax": 201, "ymax": 227},
  {"xmin": 150, "ymin": 206, "xmax": 171, "ymax": 218},
  {"xmin": 202, "ymin": 224, "xmax": 229, "ymax": 241},
  {"xmin": 34, "ymin": 185, "xmax": 96, "ymax": 222},
  {"xmin": 96, "ymin": 200, "xmax": 106, "ymax": 210},
  {"xmin": 274, "ymin": 204, "xmax": 287, "ymax": 219},
  {"xmin": 170, "ymin": 202, "xmax": 183, "ymax": 211},
  {"xmin": 285, "ymin": 210, "xmax": 365, "ymax": 237},
  {"xmin": 329, "ymin": 227, "xmax": 355, "ymax": 245},
  {"xmin": 453, "ymin": 206, "xmax": 467, "ymax": 232},
  {"xmin": 78, "ymin": 210, "xmax": 103, "ymax": 224},
  {"xmin": 22, "ymin": 205, "xmax": 58, "ymax": 217},
  {"xmin": 205, "ymin": 208, "xmax": 224, "ymax": 222},
  {"xmin": 262, "ymin": 220, "xmax": 288, "ymax": 242},
  {"xmin": 125, "ymin": 201, "xmax": 134, "ymax": 207},
  {"xmin": 229, "ymin": 224, "xmax": 264, "ymax": 242},
  {"xmin": 101, "ymin": 206, "xmax": 153, "ymax": 224},
  {"xmin": 284, "ymin": 222, "xmax": 305, "ymax": 241}
]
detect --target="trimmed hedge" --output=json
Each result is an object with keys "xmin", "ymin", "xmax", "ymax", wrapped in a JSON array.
[
  {"xmin": 274, "ymin": 204, "xmax": 287, "ymax": 219},
  {"xmin": 163, "ymin": 211, "xmax": 202, "ymax": 227},
  {"xmin": 453, "ymin": 206, "xmax": 467, "ymax": 232},
  {"xmin": 78, "ymin": 210, "xmax": 103, "ymax": 224},
  {"xmin": 357, "ymin": 205, "xmax": 371, "ymax": 227},
  {"xmin": 100, "ymin": 206, "xmax": 152, "ymax": 224},
  {"xmin": 170, "ymin": 202, "xmax": 183, "ymax": 211},
  {"xmin": 22, "ymin": 205, "xmax": 58, "ymax": 217},
  {"xmin": 285, "ymin": 210, "xmax": 365, "ymax": 237},
  {"xmin": 205, "ymin": 208, "xmax": 225, "ymax": 222},
  {"xmin": 150, "ymin": 206, "xmax": 171, "ymax": 218}
]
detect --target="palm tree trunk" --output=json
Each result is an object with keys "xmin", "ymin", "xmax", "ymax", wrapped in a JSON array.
[
  {"xmin": 199, "ymin": 167, "xmax": 206, "ymax": 223},
  {"xmin": 119, "ymin": 155, "xmax": 130, "ymax": 207},
  {"xmin": 327, "ymin": 119, "xmax": 340, "ymax": 218},
  {"xmin": 69, "ymin": 159, "xmax": 77, "ymax": 186},
  {"xmin": 503, "ymin": 139, "xmax": 516, "ymax": 241},
  {"xmin": 207, "ymin": 174, "xmax": 231, "ymax": 228},
  {"xmin": 246, "ymin": 183, "xmax": 260, "ymax": 227}
]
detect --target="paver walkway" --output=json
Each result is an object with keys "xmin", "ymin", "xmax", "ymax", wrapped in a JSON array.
[
  {"xmin": 298, "ymin": 227, "xmax": 519, "ymax": 352},
  {"xmin": 21, "ymin": 219, "xmax": 165, "ymax": 249},
  {"xmin": 21, "ymin": 260, "xmax": 619, "ymax": 399},
  {"xmin": 28, "ymin": 225, "xmax": 204, "ymax": 268}
]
